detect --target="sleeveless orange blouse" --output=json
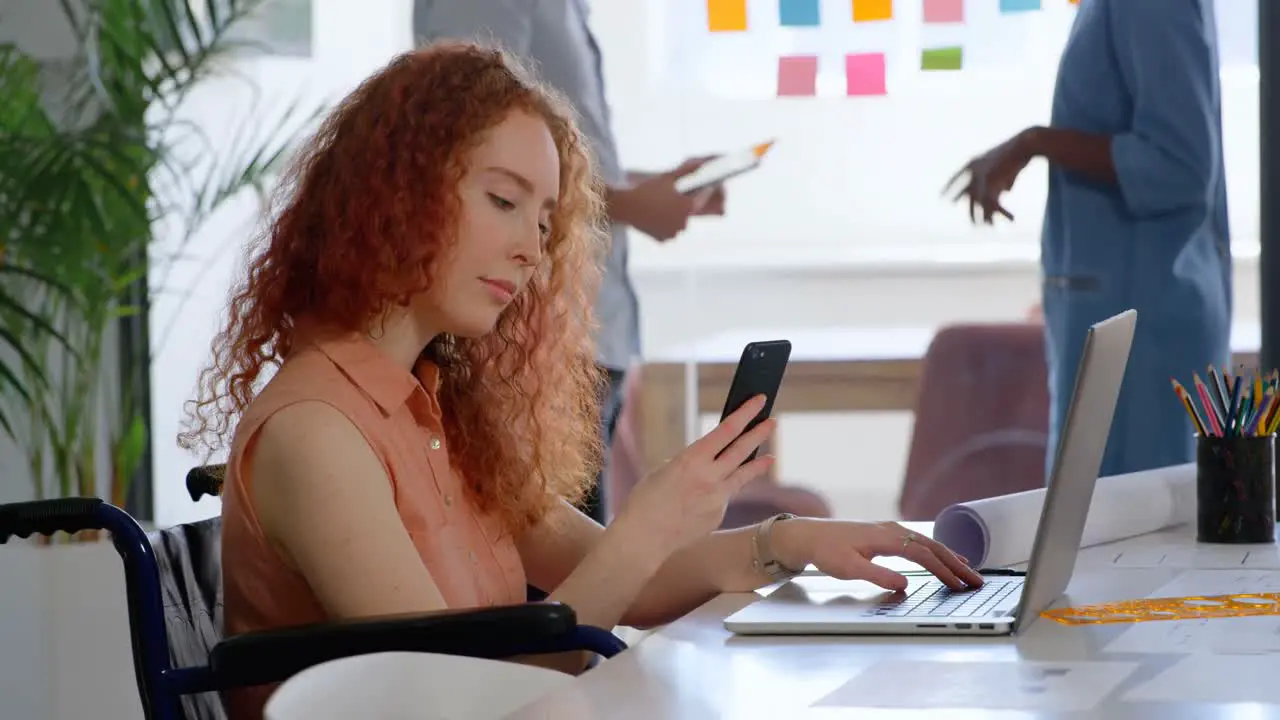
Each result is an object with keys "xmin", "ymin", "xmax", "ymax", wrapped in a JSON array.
[{"xmin": 219, "ymin": 333, "xmax": 527, "ymax": 719}]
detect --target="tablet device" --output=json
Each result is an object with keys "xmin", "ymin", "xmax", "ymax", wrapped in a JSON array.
[{"xmin": 674, "ymin": 140, "xmax": 775, "ymax": 195}]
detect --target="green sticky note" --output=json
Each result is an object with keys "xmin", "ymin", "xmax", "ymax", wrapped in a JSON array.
[{"xmin": 921, "ymin": 46, "xmax": 962, "ymax": 71}]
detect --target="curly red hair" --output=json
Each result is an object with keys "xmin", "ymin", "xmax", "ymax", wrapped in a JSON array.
[{"xmin": 181, "ymin": 42, "xmax": 608, "ymax": 532}]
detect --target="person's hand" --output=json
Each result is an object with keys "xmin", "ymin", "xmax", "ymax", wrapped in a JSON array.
[
  {"xmin": 945, "ymin": 129, "xmax": 1037, "ymax": 225},
  {"xmin": 681, "ymin": 153, "xmax": 727, "ymax": 217},
  {"xmin": 691, "ymin": 182, "xmax": 726, "ymax": 217},
  {"xmin": 619, "ymin": 156, "xmax": 715, "ymax": 241},
  {"xmin": 774, "ymin": 519, "xmax": 984, "ymax": 592},
  {"xmin": 613, "ymin": 395, "xmax": 777, "ymax": 558}
]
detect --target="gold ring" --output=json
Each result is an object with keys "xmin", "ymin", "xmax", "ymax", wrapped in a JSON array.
[{"xmin": 902, "ymin": 532, "xmax": 916, "ymax": 552}]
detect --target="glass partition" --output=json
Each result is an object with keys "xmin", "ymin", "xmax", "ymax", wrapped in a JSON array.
[{"xmin": 604, "ymin": 0, "xmax": 1260, "ymax": 523}]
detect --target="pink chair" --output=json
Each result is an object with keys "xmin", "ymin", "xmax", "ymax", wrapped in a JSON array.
[
  {"xmin": 897, "ymin": 323, "xmax": 1051, "ymax": 521},
  {"xmin": 605, "ymin": 366, "xmax": 832, "ymax": 528}
]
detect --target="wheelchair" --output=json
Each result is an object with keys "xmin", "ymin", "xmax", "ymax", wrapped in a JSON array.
[{"xmin": 0, "ymin": 465, "xmax": 625, "ymax": 720}]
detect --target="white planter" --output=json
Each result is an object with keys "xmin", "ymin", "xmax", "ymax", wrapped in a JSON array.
[{"xmin": 0, "ymin": 539, "xmax": 145, "ymax": 720}]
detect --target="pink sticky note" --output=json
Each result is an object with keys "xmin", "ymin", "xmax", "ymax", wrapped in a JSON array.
[
  {"xmin": 923, "ymin": 0, "xmax": 964, "ymax": 23},
  {"xmin": 845, "ymin": 53, "xmax": 887, "ymax": 96},
  {"xmin": 777, "ymin": 55, "xmax": 818, "ymax": 97}
]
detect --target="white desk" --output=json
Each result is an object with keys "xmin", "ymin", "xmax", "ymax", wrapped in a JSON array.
[
  {"xmin": 507, "ymin": 522, "xmax": 1280, "ymax": 718},
  {"xmin": 636, "ymin": 323, "xmax": 1263, "ymax": 475}
]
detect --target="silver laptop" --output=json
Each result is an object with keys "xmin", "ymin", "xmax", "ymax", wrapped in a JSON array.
[{"xmin": 724, "ymin": 309, "xmax": 1137, "ymax": 636}]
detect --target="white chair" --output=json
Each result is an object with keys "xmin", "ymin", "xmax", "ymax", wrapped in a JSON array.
[{"xmin": 263, "ymin": 651, "xmax": 575, "ymax": 719}]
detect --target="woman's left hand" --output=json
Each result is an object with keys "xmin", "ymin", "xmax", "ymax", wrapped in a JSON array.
[
  {"xmin": 774, "ymin": 518, "xmax": 984, "ymax": 592},
  {"xmin": 945, "ymin": 129, "xmax": 1037, "ymax": 225}
]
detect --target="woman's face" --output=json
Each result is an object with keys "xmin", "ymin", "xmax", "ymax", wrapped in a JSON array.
[{"xmin": 419, "ymin": 110, "xmax": 561, "ymax": 338}]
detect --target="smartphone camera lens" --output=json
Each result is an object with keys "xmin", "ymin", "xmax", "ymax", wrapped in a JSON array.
[{"xmin": 751, "ymin": 349, "xmax": 763, "ymax": 360}]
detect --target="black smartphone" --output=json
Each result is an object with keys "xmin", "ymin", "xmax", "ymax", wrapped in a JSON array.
[{"xmin": 718, "ymin": 340, "xmax": 792, "ymax": 463}]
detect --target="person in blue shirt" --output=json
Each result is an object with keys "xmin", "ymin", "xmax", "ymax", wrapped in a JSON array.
[{"xmin": 947, "ymin": 0, "xmax": 1231, "ymax": 479}]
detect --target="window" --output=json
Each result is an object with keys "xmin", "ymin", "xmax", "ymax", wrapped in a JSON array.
[
  {"xmin": 227, "ymin": 0, "xmax": 313, "ymax": 57},
  {"xmin": 591, "ymin": 0, "xmax": 1260, "ymax": 271},
  {"xmin": 1217, "ymin": 0, "xmax": 1257, "ymax": 69},
  {"xmin": 167, "ymin": 0, "xmax": 313, "ymax": 57}
]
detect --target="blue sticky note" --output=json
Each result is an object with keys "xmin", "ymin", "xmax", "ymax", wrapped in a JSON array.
[
  {"xmin": 780, "ymin": 0, "xmax": 821, "ymax": 26},
  {"xmin": 999, "ymin": 0, "xmax": 1041, "ymax": 12}
]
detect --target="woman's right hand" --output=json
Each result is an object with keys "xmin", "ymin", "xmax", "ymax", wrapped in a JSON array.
[{"xmin": 614, "ymin": 395, "xmax": 777, "ymax": 558}]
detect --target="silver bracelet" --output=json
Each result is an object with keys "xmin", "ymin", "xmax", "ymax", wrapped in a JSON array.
[{"xmin": 751, "ymin": 513, "xmax": 801, "ymax": 583}]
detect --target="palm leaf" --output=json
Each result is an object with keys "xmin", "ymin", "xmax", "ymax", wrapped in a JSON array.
[
  {"xmin": 0, "ymin": 45, "xmax": 54, "ymax": 136},
  {"xmin": 0, "ymin": 325, "xmax": 46, "ymax": 394},
  {"xmin": 0, "ymin": 268, "xmax": 76, "ymax": 356},
  {"xmin": 0, "ymin": 401, "xmax": 15, "ymax": 440},
  {"xmin": 0, "ymin": 258, "xmax": 80, "ymax": 442},
  {"xmin": 144, "ymin": 0, "xmax": 268, "ymax": 100}
]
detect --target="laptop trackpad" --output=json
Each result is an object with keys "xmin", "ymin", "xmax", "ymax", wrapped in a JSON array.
[{"xmin": 767, "ymin": 575, "xmax": 929, "ymax": 606}]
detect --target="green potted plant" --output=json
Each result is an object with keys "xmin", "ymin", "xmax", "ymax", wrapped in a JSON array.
[{"xmin": 0, "ymin": 0, "xmax": 318, "ymax": 538}]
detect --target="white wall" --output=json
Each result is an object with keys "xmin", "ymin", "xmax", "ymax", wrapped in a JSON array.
[{"xmin": 149, "ymin": 0, "xmax": 1264, "ymax": 527}]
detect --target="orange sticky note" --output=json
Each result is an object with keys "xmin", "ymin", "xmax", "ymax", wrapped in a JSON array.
[
  {"xmin": 845, "ymin": 53, "xmax": 887, "ymax": 96},
  {"xmin": 708, "ymin": 0, "xmax": 748, "ymax": 31},
  {"xmin": 777, "ymin": 55, "xmax": 818, "ymax": 97},
  {"xmin": 852, "ymin": 0, "xmax": 893, "ymax": 22},
  {"xmin": 1041, "ymin": 592, "xmax": 1280, "ymax": 625}
]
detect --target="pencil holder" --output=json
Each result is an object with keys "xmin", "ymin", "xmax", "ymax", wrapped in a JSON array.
[{"xmin": 1196, "ymin": 434, "xmax": 1276, "ymax": 544}]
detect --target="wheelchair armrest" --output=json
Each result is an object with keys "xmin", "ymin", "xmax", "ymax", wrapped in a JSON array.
[
  {"xmin": 185, "ymin": 464, "xmax": 225, "ymax": 502},
  {"xmin": 209, "ymin": 602, "xmax": 583, "ymax": 687},
  {"xmin": 0, "ymin": 498, "xmax": 109, "ymax": 542}
]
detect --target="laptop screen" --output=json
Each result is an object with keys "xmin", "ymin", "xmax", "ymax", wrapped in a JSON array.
[{"xmin": 1011, "ymin": 309, "xmax": 1136, "ymax": 631}]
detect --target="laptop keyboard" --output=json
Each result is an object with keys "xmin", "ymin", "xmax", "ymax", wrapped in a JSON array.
[{"xmin": 864, "ymin": 579, "xmax": 1021, "ymax": 618}]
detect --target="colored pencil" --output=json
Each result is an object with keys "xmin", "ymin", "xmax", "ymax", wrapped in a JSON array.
[
  {"xmin": 1250, "ymin": 390, "xmax": 1277, "ymax": 436},
  {"xmin": 1192, "ymin": 373, "xmax": 1224, "ymax": 436},
  {"xmin": 1195, "ymin": 373, "xmax": 1224, "ymax": 435},
  {"xmin": 1176, "ymin": 366, "xmax": 1280, "ymax": 438},
  {"xmin": 1207, "ymin": 366, "xmax": 1229, "ymax": 423},
  {"xmin": 1171, "ymin": 379, "xmax": 1208, "ymax": 437},
  {"xmin": 1227, "ymin": 375, "xmax": 1244, "ymax": 435}
]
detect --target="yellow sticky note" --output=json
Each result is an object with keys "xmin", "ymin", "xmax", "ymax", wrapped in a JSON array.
[
  {"xmin": 852, "ymin": 0, "xmax": 893, "ymax": 22},
  {"xmin": 708, "ymin": 0, "xmax": 748, "ymax": 31}
]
